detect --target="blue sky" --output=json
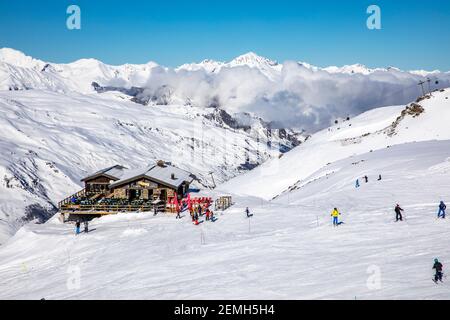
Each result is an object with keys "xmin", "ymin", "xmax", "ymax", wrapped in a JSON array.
[{"xmin": 1, "ymin": 0, "xmax": 449, "ymax": 70}]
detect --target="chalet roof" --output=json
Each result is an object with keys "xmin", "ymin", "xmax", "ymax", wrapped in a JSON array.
[
  {"xmin": 81, "ymin": 165, "xmax": 127, "ymax": 182},
  {"xmin": 109, "ymin": 162, "xmax": 194, "ymax": 189}
]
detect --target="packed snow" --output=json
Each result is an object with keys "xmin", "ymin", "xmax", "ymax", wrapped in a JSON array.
[{"xmin": 0, "ymin": 139, "xmax": 449, "ymax": 299}]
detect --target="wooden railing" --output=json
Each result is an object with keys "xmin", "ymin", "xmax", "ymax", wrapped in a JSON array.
[
  {"xmin": 58, "ymin": 189, "xmax": 86, "ymax": 208},
  {"xmin": 60, "ymin": 204, "xmax": 153, "ymax": 213},
  {"xmin": 60, "ymin": 202, "xmax": 167, "ymax": 214}
]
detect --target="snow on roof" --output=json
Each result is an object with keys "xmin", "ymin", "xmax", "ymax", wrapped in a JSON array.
[
  {"xmin": 109, "ymin": 162, "xmax": 193, "ymax": 189},
  {"xmin": 148, "ymin": 163, "xmax": 193, "ymax": 188},
  {"xmin": 110, "ymin": 165, "xmax": 154, "ymax": 185},
  {"xmin": 81, "ymin": 165, "xmax": 127, "ymax": 181}
]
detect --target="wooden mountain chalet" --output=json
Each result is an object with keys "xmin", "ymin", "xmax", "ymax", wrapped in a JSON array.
[{"xmin": 59, "ymin": 161, "xmax": 194, "ymax": 220}]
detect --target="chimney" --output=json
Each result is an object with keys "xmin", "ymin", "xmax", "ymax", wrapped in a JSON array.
[{"xmin": 157, "ymin": 160, "xmax": 165, "ymax": 167}]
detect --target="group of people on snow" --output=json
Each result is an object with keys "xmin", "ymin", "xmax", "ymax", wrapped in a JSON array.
[
  {"xmin": 75, "ymin": 219, "xmax": 89, "ymax": 235},
  {"xmin": 355, "ymin": 174, "xmax": 382, "ymax": 188},
  {"xmin": 190, "ymin": 204, "xmax": 216, "ymax": 225},
  {"xmin": 329, "ymin": 204, "xmax": 446, "ymax": 284},
  {"xmin": 331, "ymin": 201, "xmax": 446, "ymax": 226},
  {"xmin": 394, "ymin": 201, "xmax": 446, "ymax": 222}
]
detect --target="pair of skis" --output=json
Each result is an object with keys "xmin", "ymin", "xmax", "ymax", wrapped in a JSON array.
[{"xmin": 432, "ymin": 273, "xmax": 446, "ymax": 284}]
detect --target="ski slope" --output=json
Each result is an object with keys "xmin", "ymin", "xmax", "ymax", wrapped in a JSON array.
[
  {"xmin": 0, "ymin": 89, "xmax": 298, "ymax": 244},
  {"xmin": 219, "ymin": 89, "xmax": 450, "ymax": 200},
  {"xmin": 0, "ymin": 140, "xmax": 449, "ymax": 299}
]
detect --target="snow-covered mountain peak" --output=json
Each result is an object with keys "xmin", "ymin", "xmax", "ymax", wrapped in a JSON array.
[
  {"xmin": 66, "ymin": 57, "xmax": 104, "ymax": 68},
  {"xmin": 0, "ymin": 48, "xmax": 43, "ymax": 68},
  {"xmin": 176, "ymin": 58, "xmax": 224, "ymax": 73},
  {"xmin": 324, "ymin": 63, "xmax": 375, "ymax": 75},
  {"xmin": 229, "ymin": 52, "xmax": 279, "ymax": 67}
]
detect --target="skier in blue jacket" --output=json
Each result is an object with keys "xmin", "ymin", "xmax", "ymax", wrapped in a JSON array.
[
  {"xmin": 75, "ymin": 221, "xmax": 81, "ymax": 235},
  {"xmin": 438, "ymin": 201, "xmax": 446, "ymax": 219}
]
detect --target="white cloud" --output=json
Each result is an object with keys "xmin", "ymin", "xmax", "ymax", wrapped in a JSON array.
[{"xmin": 133, "ymin": 60, "xmax": 450, "ymax": 132}]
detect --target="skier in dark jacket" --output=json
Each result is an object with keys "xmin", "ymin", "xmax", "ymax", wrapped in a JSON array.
[
  {"xmin": 245, "ymin": 207, "xmax": 253, "ymax": 218},
  {"xmin": 377, "ymin": 174, "xmax": 382, "ymax": 181},
  {"xmin": 438, "ymin": 201, "xmax": 446, "ymax": 219},
  {"xmin": 84, "ymin": 220, "xmax": 89, "ymax": 233},
  {"xmin": 364, "ymin": 175, "xmax": 368, "ymax": 183},
  {"xmin": 433, "ymin": 258, "xmax": 444, "ymax": 283},
  {"xmin": 395, "ymin": 204, "xmax": 404, "ymax": 222}
]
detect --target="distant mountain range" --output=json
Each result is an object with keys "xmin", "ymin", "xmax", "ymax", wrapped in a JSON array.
[{"xmin": 2, "ymin": 48, "xmax": 449, "ymax": 133}]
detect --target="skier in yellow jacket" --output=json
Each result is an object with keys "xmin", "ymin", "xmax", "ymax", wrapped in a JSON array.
[{"xmin": 331, "ymin": 208, "xmax": 340, "ymax": 226}]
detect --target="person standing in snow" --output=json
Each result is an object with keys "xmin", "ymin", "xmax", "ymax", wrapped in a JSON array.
[
  {"xmin": 331, "ymin": 208, "xmax": 340, "ymax": 226},
  {"xmin": 355, "ymin": 179, "xmax": 360, "ymax": 188},
  {"xmin": 364, "ymin": 175, "xmax": 368, "ymax": 183},
  {"xmin": 433, "ymin": 258, "xmax": 444, "ymax": 283},
  {"xmin": 395, "ymin": 204, "xmax": 404, "ymax": 222},
  {"xmin": 75, "ymin": 220, "xmax": 81, "ymax": 235},
  {"xmin": 205, "ymin": 208, "xmax": 210, "ymax": 221},
  {"xmin": 84, "ymin": 220, "xmax": 89, "ymax": 233},
  {"xmin": 377, "ymin": 174, "xmax": 382, "ymax": 181},
  {"xmin": 176, "ymin": 208, "xmax": 181, "ymax": 219},
  {"xmin": 194, "ymin": 211, "xmax": 199, "ymax": 223},
  {"xmin": 438, "ymin": 201, "xmax": 446, "ymax": 219},
  {"xmin": 245, "ymin": 207, "xmax": 253, "ymax": 218}
]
